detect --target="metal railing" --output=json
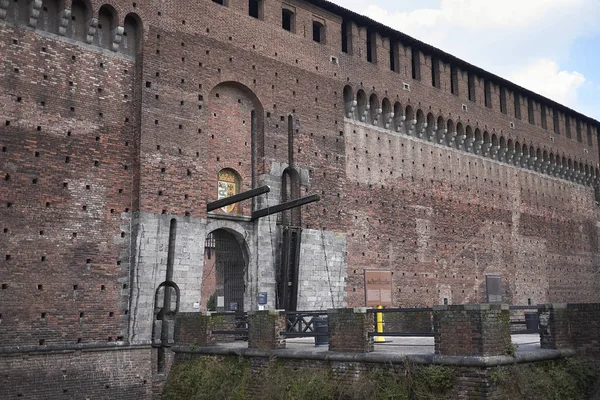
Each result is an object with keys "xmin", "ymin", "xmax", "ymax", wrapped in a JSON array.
[
  {"xmin": 366, "ymin": 307, "xmax": 434, "ymax": 338},
  {"xmin": 281, "ymin": 310, "xmax": 328, "ymax": 337},
  {"xmin": 209, "ymin": 311, "xmax": 249, "ymax": 340},
  {"xmin": 508, "ymin": 305, "xmax": 541, "ymax": 334}
]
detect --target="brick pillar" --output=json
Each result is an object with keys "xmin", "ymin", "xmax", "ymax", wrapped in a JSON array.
[
  {"xmin": 539, "ymin": 303, "xmax": 571, "ymax": 350},
  {"xmin": 568, "ymin": 303, "xmax": 600, "ymax": 359},
  {"xmin": 328, "ymin": 308, "xmax": 374, "ymax": 353},
  {"xmin": 433, "ymin": 304, "xmax": 511, "ymax": 357},
  {"xmin": 174, "ymin": 312, "xmax": 217, "ymax": 346},
  {"xmin": 247, "ymin": 310, "xmax": 286, "ymax": 350}
]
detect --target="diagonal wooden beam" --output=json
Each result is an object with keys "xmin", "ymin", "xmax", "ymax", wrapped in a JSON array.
[
  {"xmin": 251, "ymin": 194, "xmax": 320, "ymax": 221},
  {"xmin": 206, "ymin": 185, "xmax": 270, "ymax": 212}
]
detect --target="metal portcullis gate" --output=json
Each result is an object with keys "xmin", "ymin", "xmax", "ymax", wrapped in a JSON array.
[{"xmin": 212, "ymin": 229, "xmax": 246, "ymax": 312}]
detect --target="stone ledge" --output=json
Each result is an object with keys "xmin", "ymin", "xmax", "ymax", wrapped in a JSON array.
[{"xmin": 172, "ymin": 345, "xmax": 576, "ymax": 367}]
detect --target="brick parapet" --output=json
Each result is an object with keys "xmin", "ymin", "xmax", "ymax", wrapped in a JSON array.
[
  {"xmin": 433, "ymin": 304, "xmax": 511, "ymax": 357},
  {"xmin": 327, "ymin": 308, "xmax": 374, "ymax": 353},
  {"xmin": 174, "ymin": 312, "xmax": 240, "ymax": 346},
  {"xmin": 247, "ymin": 310, "xmax": 286, "ymax": 350}
]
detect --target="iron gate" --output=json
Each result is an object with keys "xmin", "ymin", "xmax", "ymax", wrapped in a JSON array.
[{"xmin": 212, "ymin": 230, "xmax": 245, "ymax": 312}]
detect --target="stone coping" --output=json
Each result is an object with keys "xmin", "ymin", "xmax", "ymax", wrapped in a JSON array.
[{"xmin": 172, "ymin": 345, "xmax": 575, "ymax": 367}]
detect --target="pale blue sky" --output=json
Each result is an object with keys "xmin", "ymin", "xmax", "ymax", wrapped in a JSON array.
[{"xmin": 331, "ymin": 0, "xmax": 600, "ymax": 121}]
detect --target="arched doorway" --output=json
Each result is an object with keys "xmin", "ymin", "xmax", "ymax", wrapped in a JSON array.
[{"xmin": 204, "ymin": 229, "xmax": 247, "ymax": 312}]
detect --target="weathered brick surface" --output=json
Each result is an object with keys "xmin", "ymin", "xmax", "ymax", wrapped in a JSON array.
[
  {"xmin": 174, "ymin": 312, "xmax": 241, "ymax": 346},
  {"xmin": 328, "ymin": 308, "xmax": 374, "ymax": 353},
  {"xmin": 0, "ymin": 346, "xmax": 153, "ymax": 400},
  {"xmin": 434, "ymin": 304, "xmax": 511, "ymax": 357},
  {"xmin": 1, "ymin": 0, "xmax": 600, "ymax": 396},
  {"xmin": 247, "ymin": 310, "xmax": 286, "ymax": 350}
]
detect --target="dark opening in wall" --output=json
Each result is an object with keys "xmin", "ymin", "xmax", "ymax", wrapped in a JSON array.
[
  {"xmin": 68, "ymin": 0, "xmax": 90, "ymax": 41},
  {"xmin": 312, "ymin": 21, "xmax": 324, "ymax": 43},
  {"xmin": 586, "ymin": 124, "xmax": 592, "ymax": 146},
  {"xmin": 553, "ymin": 110, "xmax": 560, "ymax": 134},
  {"xmin": 411, "ymin": 48, "xmax": 420, "ymax": 80},
  {"xmin": 514, "ymin": 92, "xmax": 521, "ymax": 120},
  {"xmin": 341, "ymin": 20, "xmax": 350, "ymax": 53},
  {"xmin": 576, "ymin": 120, "xmax": 582, "ymax": 142},
  {"xmin": 282, "ymin": 8, "xmax": 295, "ymax": 32},
  {"xmin": 431, "ymin": 57, "xmax": 440, "ymax": 88},
  {"xmin": 389, "ymin": 41, "xmax": 399, "ymax": 72},
  {"xmin": 484, "ymin": 80, "xmax": 491, "ymax": 108},
  {"xmin": 366, "ymin": 29, "xmax": 376, "ymax": 63},
  {"xmin": 450, "ymin": 66, "xmax": 458, "ymax": 95},
  {"xmin": 212, "ymin": 0, "xmax": 225, "ymax": 5},
  {"xmin": 499, "ymin": 87, "xmax": 507, "ymax": 114},
  {"xmin": 528, "ymin": 98, "xmax": 535, "ymax": 125},
  {"xmin": 248, "ymin": 0, "xmax": 262, "ymax": 19},
  {"xmin": 467, "ymin": 73, "xmax": 476, "ymax": 102},
  {"xmin": 565, "ymin": 115, "xmax": 572, "ymax": 138},
  {"xmin": 541, "ymin": 104, "xmax": 547, "ymax": 129}
]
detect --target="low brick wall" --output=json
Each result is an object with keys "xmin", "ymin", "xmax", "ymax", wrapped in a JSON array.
[
  {"xmin": 247, "ymin": 310, "xmax": 286, "ymax": 350},
  {"xmin": 434, "ymin": 304, "xmax": 511, "ymax": 357},
  {"xmin": 541, "ymin": 303, "xmax": 600, "ymax": 359},
  {"xmin": 174, "ymin": 312, "xmax": 241, "ymax": 346}
]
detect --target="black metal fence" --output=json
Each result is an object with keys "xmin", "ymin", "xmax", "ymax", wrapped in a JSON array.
[
  {"xmin": 366, "ymin": 307, "xmax": 434, "ymax": 338},
  {"xmin": 281, "ymin": 310, "xmax": 328, "ymax": 338}
]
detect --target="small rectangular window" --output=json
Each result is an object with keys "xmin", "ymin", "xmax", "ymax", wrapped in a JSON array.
[
  {"xmin": 312, "ymin": 21, "xmax": 324, "ymax": 44},
  {"xmin": 484, "ymin": 80, "xmax": 492, "ymax": 108},
  {"xmin": 389, "ymin": 42, "xmax": 399, "ymax": 72},
  {"xmin": 541, "ymin": 104, "xmax": 547, "ymax": 129},
  {"xmin": 514, "ymin": 92, "xmax": 521, "ymax": 120},
  {"xmin": 576, "ymin": 120, "xmax": 582, "ymax": 142},
  {"xmin": 248, "ymin": 0, "xmax": 262, "ymax": 19},
  {"xmin": 553, "ymin": 110, "xmax": 560, "ymax": 134},
  {"xmin": 499, "ymin": 87, "xmax": 507, "ymax": 114},
  {"xmin": 411, "ymin": 48, "xmax": 421, "ymax": 81},
  {"xmin": 282, "ymin": 8, "xmax": 295, "ymax": 33},
  {"xmin": 565, "ymin": 115, "xmax": 571, "ymax": 138},
  {"xmin": 467, "ymin": 73, "xmax": 476, "ymax": 102},
  {"xmin": 212, "ymin": 0, "xmax": 225, "ymax": 5},
  {"xmin": 450, "ymin": 66, "xmax": 458, "ymax": 95},
  {"xmin": 431, "ymin": 57, "xmax": 440, "ymax": 88}
]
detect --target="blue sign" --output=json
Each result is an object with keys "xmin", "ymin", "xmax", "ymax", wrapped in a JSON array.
[{"xmin": 258, "ymin": 292, "xmax": 268, "ymax": 305}]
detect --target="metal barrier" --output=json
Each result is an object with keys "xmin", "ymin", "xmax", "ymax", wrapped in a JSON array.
[
  {"xmin": 366, "ymin": 307, "xmax": 434, "ymax": 339},
  {"xmin": 508, "ymin": 305, "xmax": 541, "ymax": 334},
  {"xmin": 209, "ymin": 311, "xmax": 249, "ymax": 340},
  {"xmin": 280, "ymin": 311, "xmax": 328, "ymax": 338}
]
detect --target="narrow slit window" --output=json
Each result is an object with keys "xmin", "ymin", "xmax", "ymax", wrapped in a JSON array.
[
  {"xmin": 431, "ymin": 57, "xmax": 440, "ymax": 88},
  {"xmin": 341, "ymin": 20, "xmax": 349, "ymax": 53},
  {"xmin": 468, "ymin": 73, "xmax": 476, "ymax": 102},
  {"xmin": 514, "ymin": 93, "xmax": 521, "ymax": 120},
  {"xmin": 576, "ymin": 120, "xmax": 582, "ymax": 142},
  {"xmin": 587, "ymin": 124, "xmax": 593, "ymax": 146},
  {"xmin": 450, "ymin": 66, "xmax": 458, "ymax": 95},
  {"xmin": 565, "ymin": 115, "xmax": 571, "ymax": 138},
  {"xmin": 389, "ymin": 42, "xmax": 399, "ymax": 72},
  {"xmin": 541, "ymin": 104, "xmax": 547, "ymax": 129},
  {"xmin": 553, "ymin": 110, "xmax": 560, "ymax": 134},
  {"xmin": 528, "ymin": 98, "xmax": 535, "ymax": 125},
  {"xmin": 484, "ymin": 80, "xmax": 492, "ymax": 108},
  {"xmin": 366, "ymin": 29, "xmax": 376, "ymax": 63},
  {"xmin": 411, "ymin": 48, "xmax": 421, "ymax": 81},
  {"xmin": 499, "ymin": 87, "xmax": 507, "ymax": 114}
]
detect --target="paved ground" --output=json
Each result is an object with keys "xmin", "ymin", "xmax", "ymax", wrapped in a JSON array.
[
  {"xmin": 200, "ymin": 334, "xmax": 541, "ymax": 357},
  {"xmin": 279, "ymin": 333, "xmax": 541, "ymax": 355}
]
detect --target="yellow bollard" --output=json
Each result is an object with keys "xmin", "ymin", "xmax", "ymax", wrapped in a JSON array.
[{"xmin": 375, "ymin": 305, "xmax": 385, "ymax": 342}]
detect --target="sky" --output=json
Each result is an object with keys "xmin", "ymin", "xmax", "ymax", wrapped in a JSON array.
[{"xmin": 329, "ymin": 0, "xmax": 600, "ymax": 121}]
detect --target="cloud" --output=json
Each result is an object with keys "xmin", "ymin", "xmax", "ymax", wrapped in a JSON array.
[
  {"xmin": 330, "ymin": 0, "xmax": 600, "ymax": 117},
  {"xmin": 509, "ymin": 59, "xmax": 586, "ymax": 106}
]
